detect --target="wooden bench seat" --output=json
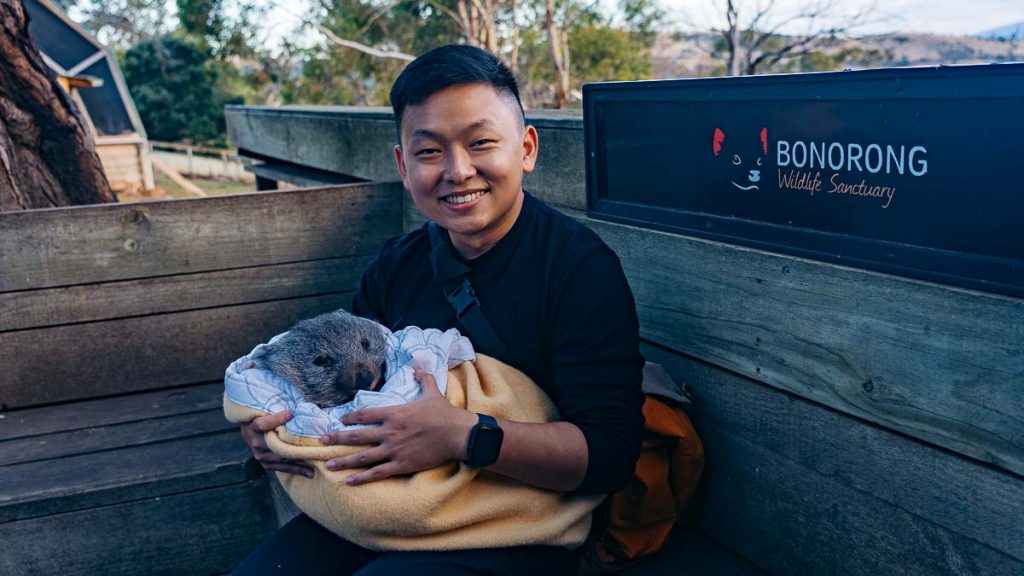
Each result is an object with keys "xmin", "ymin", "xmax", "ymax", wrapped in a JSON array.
[{"xmin": 0, "ymin": 383, "xmax": 273, "ymax": 574}]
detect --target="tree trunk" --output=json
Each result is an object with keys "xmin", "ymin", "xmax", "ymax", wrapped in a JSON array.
[
  {"xmin": 0, "ymin": 0, "xmax": 114, "ymax": 212},
  {"xmin": 725, "ymin": 0, "xmax": 740, "ymax": 76},
  {"xmin": 544, "ymin": 0, "xmax": 568, "ymax": 108},
  {"xmin": 508, "ymin": 0, "xmax": 519, "ymax": 75}
]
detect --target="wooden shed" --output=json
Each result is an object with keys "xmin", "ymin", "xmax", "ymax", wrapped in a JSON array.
[{"xmin": 23, "ymin": 0, "xmax": 155, "ymax": 193}]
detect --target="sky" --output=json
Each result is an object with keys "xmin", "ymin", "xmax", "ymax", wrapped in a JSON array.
[{"xmin": 669, "ymin": 0, "xmax": 1024, "ymax": 36}]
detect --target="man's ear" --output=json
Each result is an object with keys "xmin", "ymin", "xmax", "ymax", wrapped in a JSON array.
[
  {"xmin": 522, "ymin": 124, "xmax": 539, "ymax": 174},
  {"xmin": 394, "ymin": 144, "xmax": 412, "ymax": 190}
]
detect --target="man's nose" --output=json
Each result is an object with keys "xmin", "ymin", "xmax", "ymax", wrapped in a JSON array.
[{"xmin": 443, "ymin": 148, "xmax": 476, "ymax": 183}]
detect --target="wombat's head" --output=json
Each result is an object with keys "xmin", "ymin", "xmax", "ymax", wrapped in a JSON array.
[{"xmin": 255, "ymin": 310, "xmax": 389, "ymax": 408}]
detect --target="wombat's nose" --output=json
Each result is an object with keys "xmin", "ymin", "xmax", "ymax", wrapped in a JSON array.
[{"xmin": 354, "ymin": 367, "xmax": 378, "ymax": 391}]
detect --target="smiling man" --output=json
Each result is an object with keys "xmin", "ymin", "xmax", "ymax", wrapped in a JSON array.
[{"xmin": 233, "ymin": 45, "xmax": 645, "ymax": 576}]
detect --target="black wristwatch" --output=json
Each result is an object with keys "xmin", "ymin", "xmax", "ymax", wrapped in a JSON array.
[{"xmin": 465, "ymin": 413, "xmax": 503, "ymax": 468}]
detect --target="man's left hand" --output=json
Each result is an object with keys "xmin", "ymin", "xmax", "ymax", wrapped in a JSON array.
[{"xmin": 318, "ymin": 369, "xmax": 476, "ymax": 485}]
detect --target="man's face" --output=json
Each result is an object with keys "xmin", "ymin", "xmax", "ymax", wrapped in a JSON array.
[{"xmin": 394, "ymin": 83, "xmax": 538, "ymax": 258}]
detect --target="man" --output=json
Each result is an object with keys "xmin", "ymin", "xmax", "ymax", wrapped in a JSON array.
[{"xmin": 234, "ymin": 45, "xmax": 644, "ymax": 575}]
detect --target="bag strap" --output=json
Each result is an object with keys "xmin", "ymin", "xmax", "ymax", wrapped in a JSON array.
[{"xmin": 427, "ymin": 222, "xmax": 508, "ymax": 357}]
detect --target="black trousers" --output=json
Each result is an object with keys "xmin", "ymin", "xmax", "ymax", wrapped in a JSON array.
[{"xmin": 230, "ymin": 514, "xmax": 584, "ymax": 576}]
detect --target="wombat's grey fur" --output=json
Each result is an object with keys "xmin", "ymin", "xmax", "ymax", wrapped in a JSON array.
[{"xmin": 253, "ymin": 309, "xmax": 389, "ymax": 408}]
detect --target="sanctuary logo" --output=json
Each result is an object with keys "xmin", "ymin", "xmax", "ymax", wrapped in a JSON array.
[
  {"xmin": 713, "ymin": 125, "xmax": 930, "ymax": 209},
  {"xmin": 713, "ymin": 127, "xmax": 767, "ymax": 191}
]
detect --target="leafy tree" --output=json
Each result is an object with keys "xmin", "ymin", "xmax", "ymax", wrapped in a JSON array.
[
  {"xmin": 176, "ymin": 0, "xmax": 225, "ymax": 53},
  {"xmin": 121, "ymin": 36, "xmax": 242, "ymax": 145},
  {"xmin": 279, "ymin": 0, "xmax": 666, "ymax": 108},
  {"xmin": 66, "ymin": 0, "xmax": 172, "ymax": 51}
]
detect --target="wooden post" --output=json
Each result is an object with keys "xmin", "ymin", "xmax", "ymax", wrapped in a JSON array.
[{"xmin": 255, "ymin": 175, "xmax": 278, "ymax": 191}]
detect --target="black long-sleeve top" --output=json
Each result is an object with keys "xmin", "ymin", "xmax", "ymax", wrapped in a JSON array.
[{"xmin": 352, "ymin": 192, "xmax": 645, "ymax": 494}]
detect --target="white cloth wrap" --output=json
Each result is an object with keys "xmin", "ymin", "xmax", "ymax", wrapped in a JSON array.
[{"xmin": 224, "ymin": 325, "xmax": 476, "ymax": 437}]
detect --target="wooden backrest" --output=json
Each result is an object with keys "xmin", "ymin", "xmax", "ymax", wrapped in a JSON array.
[
  {"xmin": 589, "ymin": 219, "xmax": 1024, "ymax": 574},
  {"xmin": 228, "ymin": 104, "xmax": 1024, "ymax": 575},
  {"xmin": 0, "ymin": 183, "xmax": 403, "ymax": 409}
]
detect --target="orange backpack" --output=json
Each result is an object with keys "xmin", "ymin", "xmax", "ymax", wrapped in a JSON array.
[{"xmin": 580, "ymin": 362, "xmax": 705, "ymax": 574}]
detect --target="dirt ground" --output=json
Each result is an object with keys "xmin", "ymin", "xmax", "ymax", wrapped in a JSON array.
[{"xmin": 115, "ymin": 173, "xmax": 254, "ymax": 203}]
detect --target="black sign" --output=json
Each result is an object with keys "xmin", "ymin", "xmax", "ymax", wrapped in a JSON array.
[{"xmin": 584, "ymin": 64, "xmax": 1024, "ymax": 298}]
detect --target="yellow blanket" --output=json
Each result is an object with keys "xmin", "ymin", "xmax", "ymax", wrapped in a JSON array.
[{"xmin": 224, "ymin": 354, "xmax": 604, "ymax": 551}]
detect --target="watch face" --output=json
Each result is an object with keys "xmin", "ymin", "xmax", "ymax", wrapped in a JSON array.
[{"xmin": 469, "ymin": 422, "xmax": 504, "ymax": 467}]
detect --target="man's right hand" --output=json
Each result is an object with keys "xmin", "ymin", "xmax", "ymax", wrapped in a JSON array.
[{"xmin": 240, "ymin": 410, "xmax": 314, "ymax": 478}]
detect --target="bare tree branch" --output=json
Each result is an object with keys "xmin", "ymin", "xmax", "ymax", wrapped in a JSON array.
[
  {"xmin": 709, "ymin": 0, "xmax": 880, "ymax": 76},
  {"xmin": 269, "ymin": 0, "xmax": 415, "ymax": 62}
]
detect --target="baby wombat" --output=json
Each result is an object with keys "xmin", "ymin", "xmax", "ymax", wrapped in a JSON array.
[{"xmin": 253, "ymin": 309, "xmax": 389, "ymax": 408}]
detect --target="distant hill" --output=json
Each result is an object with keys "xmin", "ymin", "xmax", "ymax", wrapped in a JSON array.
[
  {"xmin": 977, "ymin": 22, "xmax": 1024, "ymax": 40},
  {"xmin": 653, "ymin": 31, "xmax": 1024, "ymax": 79}
]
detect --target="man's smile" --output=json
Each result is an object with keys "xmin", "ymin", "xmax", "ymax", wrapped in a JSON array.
[{"xmin": 443, "ymin": 190, "xmax": 488, "ymax": 205}]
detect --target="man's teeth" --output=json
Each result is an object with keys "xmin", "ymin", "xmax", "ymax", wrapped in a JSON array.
[{"xmin": 444, "ymin": 190, "xmax": 486, "ymax": 204}]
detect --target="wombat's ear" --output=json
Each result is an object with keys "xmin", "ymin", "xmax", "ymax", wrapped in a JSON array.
[
  {"xmin": 252, "ymin": 341, "xmax": 279, "ymax": 363},
  {"xmin": 250, "ymin": 347, "xmax": 266, "ymax": 364}
]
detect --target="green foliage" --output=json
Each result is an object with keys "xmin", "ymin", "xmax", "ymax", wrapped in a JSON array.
[
  {"xmin": 277, "ymin": 0, "xmax": 457, "ymax": 106},
  {"xmin": 121, "ymin": 36, "xmax": 241, "ymax": 146},
  {"xmin": 513, "ymin": 0, "xmax": 662, "ymax": 106},
  {"xmin": 111, "ymin": 0, "xmax": 670, "ymax": 144},
  {"xmin": 175, "ymin": 0, "xmax": 225, "ymax": 53},
  {"xmin": 618, "ymin": 0, "xmax": 665, "ymax": 45},
  {"xmin": 570, "ymin": 25, "xmax": 652, "ymax": 84}
]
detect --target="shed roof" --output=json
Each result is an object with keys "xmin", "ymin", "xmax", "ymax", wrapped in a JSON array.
[{"xmin": 23, "ymin": 0, "xmax": 146, "ymax": 138}]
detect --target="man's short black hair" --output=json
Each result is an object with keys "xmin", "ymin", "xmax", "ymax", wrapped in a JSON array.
[{"xmin": 389, "ymin": 44, "xmax": 524, "ymax": 140}]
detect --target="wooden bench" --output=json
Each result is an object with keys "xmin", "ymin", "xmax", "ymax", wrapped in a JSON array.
[
  {"xmin": 226, "ymin": 104, "xmax": 1024, "ymax": 575},
  {"xmin": 4, "ymin": 172, "xmax": 1022, "ymax": 574},
  {"xmin": 0, "ymin": 183, "xmax": 402, "ymax": 574}
]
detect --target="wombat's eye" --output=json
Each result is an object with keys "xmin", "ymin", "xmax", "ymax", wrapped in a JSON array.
[
  {"xmin": 732, "ymin": 155, "xmax": 742, "ymax": 165},
  {"xmin": 313, "ymin": 355, "xmax": 333, "ymax": 367},
  {"xmin": 361, "ymin": 338, "xmax": 370, "ymax": 351}
]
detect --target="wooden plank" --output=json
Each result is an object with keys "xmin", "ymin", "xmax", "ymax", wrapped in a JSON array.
[
  {"xmin": 0, "ymin": 181, "xmax": 402, "ymax": 292},
  {"xmin": 227, "ymin": 106, "xmax": 588, "ymax": 210},
  {"xmin": 0, "ymin": 479, "xmax": 274, "ymax": 576},
  {"xmin": 0, "ymin": 431, "xmax": 256, "ymax": 523},
  {"xmin": 0, "ymin": 293, "xmax": 351, "ymax": 409},
  {"xmin": 523, "ymin": 114, "xmax": 587, "ymax": 211},
  {"xmin": 588, "ymin": 218, "xmax": 1024, "ymax": 477},
  {"xmin": 696, "ymin": 424, "xmax": 1020, "ymax": 575},
  {"xmin": 0, "ymin": 383, "xmax": 222, "ymax": 442},
  {"xmin": 643, "ymin": 344, "xmax": 1024, "ymax": 571},
  {"xmin": 0, "ymin": 255, "xmax": 371, "ymax": 332},
  {"xmin": 403, "ymin": 192, "xmax": 428, "ymax": 234},
  {"xmin": 0, "ymin": 407, "xmax": 232, "ymax": 466},
  {"xmin": 248, "ymin": 159, "xmax": 366, "ymax": 188},
  {"xmin": 623, "ymin": 529, "xmax": 767, "ymax": 576}
]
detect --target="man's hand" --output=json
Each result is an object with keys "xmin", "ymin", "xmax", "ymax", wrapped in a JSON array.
[
  {"xmin": 240, "ymin": 410, "xmax": 315, "ymax": 478},
  {"xmin": 319, "ymin": 369, "xmax": 476, "ymax": 486}
]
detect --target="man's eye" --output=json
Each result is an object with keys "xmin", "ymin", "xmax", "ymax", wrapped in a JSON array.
[
  {"xmin": 414, "ymin": 148, "xmax": 440, "ymax": 157},
  {"xmin": 471, "ymin": 139, "xmax": 495, "ymax": 147},
  {"xmin": 732, "ymin": 155, "xmax": 742, "ymax": 165}
]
